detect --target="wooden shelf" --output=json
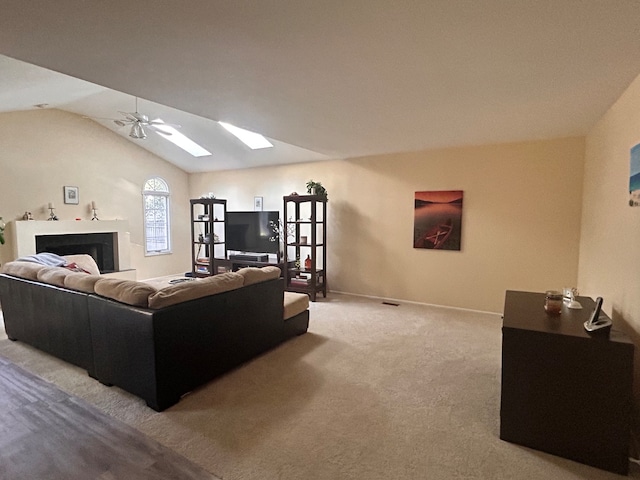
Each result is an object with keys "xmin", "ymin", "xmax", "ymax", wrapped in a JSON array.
[
  {"xmin": 283, "ymin": 194, "xmax": 327, "ymax": 301},
  {"xmin": 190, "ymin": 198, "xmax": 227, "ymax": 277}
]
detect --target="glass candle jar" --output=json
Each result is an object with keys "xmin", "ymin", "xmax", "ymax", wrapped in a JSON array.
[{"xmin": 544, "ymin": 290, "xmax": 563, "ymax": 315}]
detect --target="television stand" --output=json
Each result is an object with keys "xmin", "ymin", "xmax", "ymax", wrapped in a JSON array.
[
  {"xmin": 229, "ymin": 253, "xmax": 269, "ymax": 262},
  {"xmin": 229, "ymin": 258, "xmax": 294, "ymax": 276}
]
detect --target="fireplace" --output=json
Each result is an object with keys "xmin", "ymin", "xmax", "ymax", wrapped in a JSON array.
[
  {"xmin": 36, "ymin": 233, "xmax": 116, "ymax": 273},
  {"xmin": 10, "ymin": 220, "xmax": 132, "ymax": 277}
]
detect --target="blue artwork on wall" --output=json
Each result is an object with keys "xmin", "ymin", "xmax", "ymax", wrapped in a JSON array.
[{"xmin": 630, "ymin": 144, "xmax": 640, "ymax": 206}]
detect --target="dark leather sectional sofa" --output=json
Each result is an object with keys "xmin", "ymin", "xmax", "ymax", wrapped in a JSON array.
[{"xmin": 0, "ymin": 265, "xmax": 309, "ymax": 411}]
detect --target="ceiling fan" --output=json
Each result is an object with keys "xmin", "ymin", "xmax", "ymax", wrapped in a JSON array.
[{"xmin": 90, "ymin": 97, "xmax": 180, "ymax": 139}]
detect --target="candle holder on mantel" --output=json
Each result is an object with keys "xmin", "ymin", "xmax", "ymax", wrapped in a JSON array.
[
  {"xmin": 47, "ymin": 203, "xmax": 58, "ymax": 221},
  {"xmin": 91, "ymin": 201, "xmax": 99, "ymax": 221}
]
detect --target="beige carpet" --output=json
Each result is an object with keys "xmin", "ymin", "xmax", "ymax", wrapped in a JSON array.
[{"xmin": 1, "ymin": 293, "xmax": 637, "ymax": 479}]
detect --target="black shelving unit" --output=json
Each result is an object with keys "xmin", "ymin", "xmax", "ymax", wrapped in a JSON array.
[
  {"xmin": 190, "ymin": 198, "xmax": 230, "ymax": 277},
  {"xmin": 283, "ymin": 194, "xmax": 327, "ymax": 301}
]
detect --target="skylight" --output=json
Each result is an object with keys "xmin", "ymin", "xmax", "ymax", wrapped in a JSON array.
[
  {"xmin": 219, "ymin": 122, "xmax": 273, "ymax": 150},
  {"xmin": 152, "ymin": 120, "xmax": 212, "ymax": 157}
]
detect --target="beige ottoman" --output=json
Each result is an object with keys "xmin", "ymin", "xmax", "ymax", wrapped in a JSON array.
[{"xmin": 283, "ymin": 291, "xmax": 309, "ymax": 338}]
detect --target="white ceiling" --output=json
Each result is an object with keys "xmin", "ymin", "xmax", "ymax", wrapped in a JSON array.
[
  {"xmin": 1, "ymin": 1, "xmax": 640, "ymax": 173},
  {"xmin": 0, "ymin": 56, "xmax": 331, "ymax": 173}
]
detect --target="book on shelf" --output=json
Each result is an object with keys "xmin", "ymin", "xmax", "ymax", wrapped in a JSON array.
[
  {"xmin": 290, "ymin": 277, "xmax": 311, "ymax": 285},
  {"xmin": 294, "ymin": 271, "xmax": 322, "ymax": 280}
]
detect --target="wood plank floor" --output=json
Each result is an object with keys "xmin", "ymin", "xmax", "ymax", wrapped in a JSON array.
[{"xmin": 0, "ymin": 355, "xmax": 220, "ymax": 480}]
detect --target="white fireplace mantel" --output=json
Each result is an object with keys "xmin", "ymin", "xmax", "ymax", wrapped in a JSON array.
[{"xmin": 10, "ymin": 220, "xmax": 131, "ymax": 271}]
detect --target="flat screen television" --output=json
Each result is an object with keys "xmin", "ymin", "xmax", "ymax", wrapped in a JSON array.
[{"xmin": 226, "ymin": 211, "xmax": 279, "ymax": 254}]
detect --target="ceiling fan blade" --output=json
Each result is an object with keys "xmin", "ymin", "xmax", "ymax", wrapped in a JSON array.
[
  {"xmin": 150, "ymin": 124, "xmax": 175, "ymax": 136},
  {"xmin": 118, "ymin": 111, "xmax": 139, "ymax": 123},
  {"xmin": 153, "ymin": 128, "xmax": 174, "ymax": 136},
  {"xmin": 149, "ymin": 121, "xmax": 181, "ymax": 128},
  {"xmin": 83, "ymin": 115, "xmax": 122, "ymax": 122},
  {"xmin": 132, "ymin": 112, "xmax": 149, "ymax": 123}
]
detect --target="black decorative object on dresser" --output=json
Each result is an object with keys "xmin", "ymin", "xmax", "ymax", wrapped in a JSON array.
[
  {"xmin": 500, "ymin": 290, "xmax": 634, "ymax": 475},
  {"xmin": 283, "ymin": 194, "xmax": 327, "ymax": 301}
]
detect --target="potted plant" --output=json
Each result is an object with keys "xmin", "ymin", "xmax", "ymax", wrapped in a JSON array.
[{"xmin": 306, "ymin": 180, "xmax": 328, "ymax": 200}]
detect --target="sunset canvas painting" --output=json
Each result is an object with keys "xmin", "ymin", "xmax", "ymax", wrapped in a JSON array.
[{"xmin": 414, "ymin": 190, "xmax": 463, "ymax": 250}]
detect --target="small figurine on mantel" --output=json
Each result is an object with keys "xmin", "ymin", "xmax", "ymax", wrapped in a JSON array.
[{"xmin": 22, "ymin": 212, "xmax": 34, "ymax": 221}]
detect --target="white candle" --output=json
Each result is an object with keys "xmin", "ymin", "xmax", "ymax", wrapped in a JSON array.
[
  {"xmin": 48, "ymin": 202, "xmax": 54, "ymax": 209},
  {"xmin": 91, "ymin": 201, "xmax": 96, "ymax": 209}
]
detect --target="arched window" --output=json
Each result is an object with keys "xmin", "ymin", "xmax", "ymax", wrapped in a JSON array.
[{"xmin": 143, "ymin": 177, "xmax": 171, "ymax": 255}]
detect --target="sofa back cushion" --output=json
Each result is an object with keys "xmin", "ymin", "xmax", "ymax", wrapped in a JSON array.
[
  {"xmin": 62, "ymin": 254, "xmax": 101, "ymax": 275},
  {"xmin": 94, "ymin": 278, "xmax": 158, "ymax": 308},
  {"xmin": 64, "ymin": 272, "xmax": 102, "ymax": 293},
  {"xmin": 1, "ymin": 261, "xmax": 45, "ymax": 280},
  {"xmin": 148, "ymin": 272, "xmax": 244, "ymax": 309},
  {"xmin": 237, "ymin": 266, "xmax": 281, "ymax": 286},
  {"xmin": 36, "ymin": 266, "xmax": 74, "ymax": 287}
]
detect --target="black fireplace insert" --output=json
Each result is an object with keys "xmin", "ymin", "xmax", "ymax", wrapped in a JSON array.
[{"xmin": 35, "ymin": 233, "xmax": 116, "ymax": 273}]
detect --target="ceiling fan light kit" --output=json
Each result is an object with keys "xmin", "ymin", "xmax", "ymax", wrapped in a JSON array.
[
  {"xmin": 129, "ymin": 122, "xmax": 147, "ymax": 139},
  {"xmin": 100, "ymin": 96, "xmax": 180, "ymax": 140},
  {"xmin": 89, "ymin": 96, "xmax": 210, "ymax": 156}
]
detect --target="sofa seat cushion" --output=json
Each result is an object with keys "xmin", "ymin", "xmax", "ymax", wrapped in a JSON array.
[
  {"xmin": 1, "ymin": 261, "xmax": 46, "ymax": 280},
  {"xmin": 36, "ymin": 266, "xmax": 75, "ymax": 287},
  {"xmin": 237, "ymin": 266, "xmax": 281, "ymax": 286},
  {"xmin": 95, "ymin": 278, "xmax": 158, "ymax": 308},
  {"xmin": 64, "ymin": 272, "xmax": 102, "ymax": 293},
  {"xmin": 283, "ymin": 291, "xmax": 309, "ymax": 320},
  {"xmin": 148, "ymin": 272, "xmax": 244, "ymax": 309}
]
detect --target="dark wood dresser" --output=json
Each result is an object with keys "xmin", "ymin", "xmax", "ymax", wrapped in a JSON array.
[{"xmin": 500, "ymin": 290, "xmax": 634, "ymax": 475}]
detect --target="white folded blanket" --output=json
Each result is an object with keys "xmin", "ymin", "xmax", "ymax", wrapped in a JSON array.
[{"xmin": 15, "ymin": 252, "xmax": 67, "ymax": 267}]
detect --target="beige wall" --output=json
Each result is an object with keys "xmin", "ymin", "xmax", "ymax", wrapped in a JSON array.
[
  {"xmin": 0, "ymin": 109, "xmax": 588, "ymax": 313},
  {"xmin": 190, "ymin": 136, "xmax": 585, "ymax": 312},
  {"xmin": 579, "ymin": 71, "xmax": 640, "ymax": 437},
  {"xmin": 0, "ymin": 109, "xmax": 190, "ymax": 279},
  {"xmin": 579, "ymin": 73, "xmax": 640, "ymax": 329}
]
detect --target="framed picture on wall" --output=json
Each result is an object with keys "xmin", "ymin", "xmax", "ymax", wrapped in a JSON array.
[
  {"xmin": 64, "ymin": 186, "xmax": 79, "ymax": 205},
  {"xmin": 413, "ymin": 190, "xmax": 463, "ymax": 250}
]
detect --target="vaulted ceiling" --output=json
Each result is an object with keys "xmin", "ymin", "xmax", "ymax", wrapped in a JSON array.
[{"xmin": 1, "ymin": 1, "xmax": 640, "ymax": 173}]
